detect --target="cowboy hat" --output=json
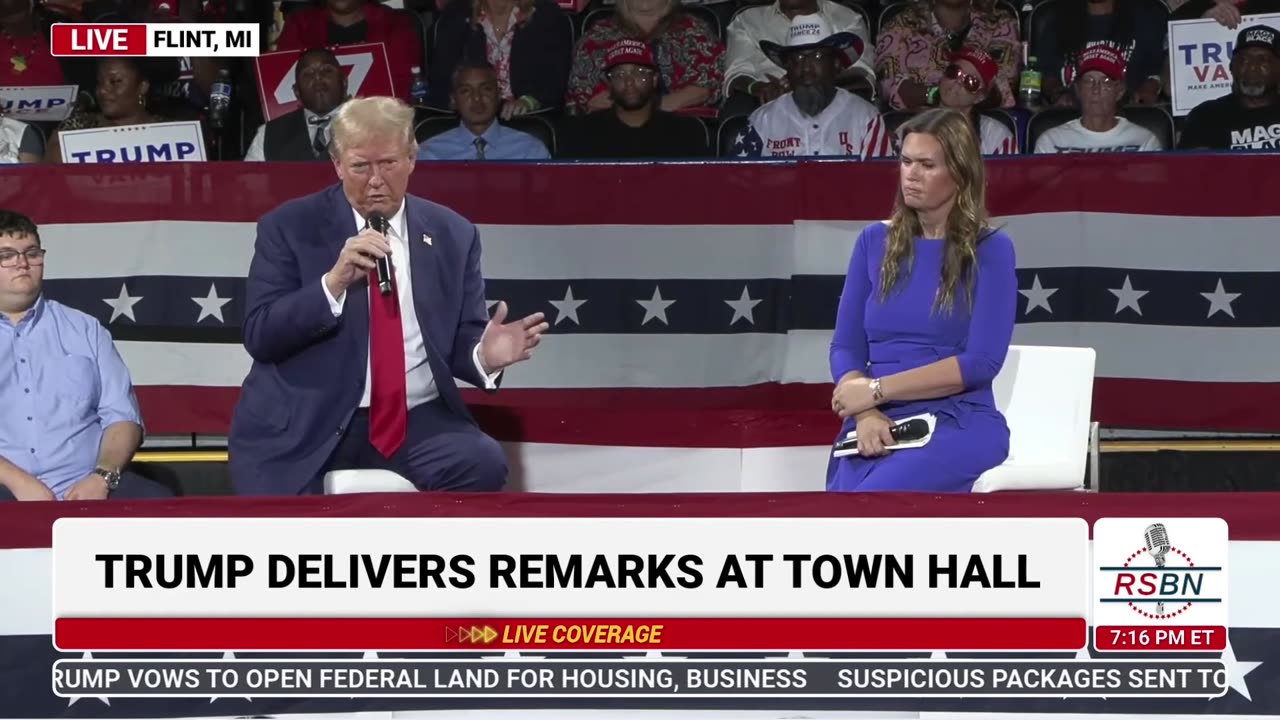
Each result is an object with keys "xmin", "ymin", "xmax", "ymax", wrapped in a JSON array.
[{"xmin": 760, "ymin": 14, "xmax": 864, "ymax": 68}]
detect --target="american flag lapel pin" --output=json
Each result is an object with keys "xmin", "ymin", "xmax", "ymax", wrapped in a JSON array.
[{"xmin": 422, "ymin": 233, "xmax": 432, "ymax": 246}]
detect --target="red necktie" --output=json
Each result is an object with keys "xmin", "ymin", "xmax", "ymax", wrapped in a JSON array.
[{"xmin": 368, "ymin": 266, "xmax": 407, "ymax": 457}]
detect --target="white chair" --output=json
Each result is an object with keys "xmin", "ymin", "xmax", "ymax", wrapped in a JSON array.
[
  {"xmin": 323, "ymin": 469, "xmax": 416, "ymax": 494},
  {"xmin": 972, "ymin": 345, "xmax": 1100, "ymax": 493}
]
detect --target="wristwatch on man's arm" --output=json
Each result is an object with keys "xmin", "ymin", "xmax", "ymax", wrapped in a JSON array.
[{"xmin": 93, "ymin": 467, "xmax": 121, "ymax": 493}]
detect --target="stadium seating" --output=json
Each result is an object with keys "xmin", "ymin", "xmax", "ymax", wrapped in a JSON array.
[{"xmin": 972, "ymin": 345, "xmax": 1100, "ymax": 493}]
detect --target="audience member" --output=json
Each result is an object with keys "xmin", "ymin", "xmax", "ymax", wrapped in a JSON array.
[
  {"xmin": 0, "ymin": 0, "xmax": 67, "ymax": 87},
  {"xmin": 275, "ymin": 0, "xmax": 423, "ymax": 101},
  {"xmin": 937, "ymin": 47, "xmax": 1016, "ymax": 154},
  {"xmin": 246, "ymin": 48, "xmax": 349, "ymax": 162},
  {"xmin": 46, "ymin": 58, "xmax": 169, "ymax": 163},
  {"xmin": 567, "ymin": 0, "xmax": 724, "ymax": 114},
  {"xmin": 875, "ymin": 0, "xmax": 1019, "ymax": 111},
  {"xmin": 1037, "ymin": 0, "xmax": 1166, "ymax": 106},
  {"xmin": 1035, "ymin": 43, "xmax": 1161, "ymax": 152},
  {"xmin": 1172, "ymin": 0, "xmax": 1280, "ymax": 26},
  {"xmin": 560, "ymin": 39, "xmax": 709, "ymax": 158},
  {"xmin": 723, "ymin": 0, "xmax": 874, "ymax": 115},
  {"xmin": 419, "ymin": 61, "xmax": 551, "ymax": 160},
  {"xmin": 1178, "ymin": 24, "xmax": 1280, "ymax": 150},
  {"xmin": 429, "ymin": 0, "xmax": 573, "ymax": 117},
  {"xmin": 0, "ymin": 210, "xmax": 170, "ymax": 502},
  {"xmin": 0, "ymin": 116, "xmax": 42, "ymax": 163},
  {"xmin": 732, "ymin": 16, "xmax": 891, "ymax": 158}
]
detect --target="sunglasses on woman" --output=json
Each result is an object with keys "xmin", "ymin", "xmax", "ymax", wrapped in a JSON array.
[{"xmin": 944, "ymin": 64, "xmax": 983, "ymax": 93}]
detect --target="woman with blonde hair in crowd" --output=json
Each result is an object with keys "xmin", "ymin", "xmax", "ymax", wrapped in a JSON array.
[
  {"xmin": 828, "ymin": 108, "xmax": 1017, "ymax": 493},
  {"xmin": 566, "ymin": 0, "xmax": 724, "ymax": 114}
]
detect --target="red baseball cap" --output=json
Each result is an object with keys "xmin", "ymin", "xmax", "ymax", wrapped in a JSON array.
[
  {"xmin": 951, "ymin": 46, "xmax": 998, "ymax": 87},
  {"xmin": 604, "ymin": 39, "xmax": 656, "ymax": 71},
  {"xmin": 1076, "ymin": 43, "xmax": 1127, "ymax": 80}
]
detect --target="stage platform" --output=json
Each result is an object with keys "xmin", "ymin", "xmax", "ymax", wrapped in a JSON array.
[{"xmin": 126, "ymin": 437, "xmax": 1280, "ymax": 497}]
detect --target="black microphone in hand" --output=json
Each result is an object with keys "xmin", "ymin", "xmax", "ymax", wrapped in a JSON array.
[
  {"xmin": 889, "ymin": 418, "xmax": 930, "ymax": 443},
  {"xmin": 367, "ymin": 212, "xmax": 392, "ymax": 296}
]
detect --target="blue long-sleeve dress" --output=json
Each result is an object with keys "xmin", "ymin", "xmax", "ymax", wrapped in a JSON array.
[{"xmin": 827, "ymin": 221, "xmax": 1018, "ymax": 493}]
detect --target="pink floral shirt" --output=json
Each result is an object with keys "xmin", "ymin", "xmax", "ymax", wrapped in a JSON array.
[
  {"xmin": 479, "ymin": 5, "xmax": 521, "ymax": 99},
  {"xmin": 875, "ymin": 2, "xmax": 1020, "ymax": 110}
]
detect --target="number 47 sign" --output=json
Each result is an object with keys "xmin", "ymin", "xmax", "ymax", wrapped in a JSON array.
[{"xmin": 252, "ymin": 42, "xmax": 394, "ymax": 121}]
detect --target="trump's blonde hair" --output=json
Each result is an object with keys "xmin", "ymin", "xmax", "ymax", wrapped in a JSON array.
[{"xmin": 328, "ymin": 96, "xmax": 416, "ymax": 158}]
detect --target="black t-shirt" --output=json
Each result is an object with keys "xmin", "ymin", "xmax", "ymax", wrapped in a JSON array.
[
  {"xmin": 329, "ymin": 20, "xmax": 369, "ymax": 45},
  {"xmin": 561, "ymin": 110, "xmax": 709, "ymax": 159},
  {"xmin": 1178, "ymin": 93, "xmax": 1280, "ymax": 149}
]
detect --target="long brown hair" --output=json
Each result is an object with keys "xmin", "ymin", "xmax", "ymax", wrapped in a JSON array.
[{"xmin": 879, "ymin": 108, "xmax": 991, "ymax": 315}]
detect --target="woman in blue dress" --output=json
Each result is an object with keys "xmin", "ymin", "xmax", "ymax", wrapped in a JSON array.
[{"xmin": 828, "ymin": 108, "xmax": 1017, "ymax": 493}]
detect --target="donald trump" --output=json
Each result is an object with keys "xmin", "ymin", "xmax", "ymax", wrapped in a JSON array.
[{"xmin": 229, "ymin": 96, "xmax": 547, "ymax": 496}]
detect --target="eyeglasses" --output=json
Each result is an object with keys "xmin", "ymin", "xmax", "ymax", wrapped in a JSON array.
[
  {"xmin": 607, "ymin": 67, "xmax": 656, "ymax": 83},
  {"xmin": 944, "ymin": 64, "xmax": 983, "ymax": 93},
  {"xmin": 0, "ymin": 247, "xmax": 45, "ymax": 268},
  {"xmin": 1076, "ymin": 75, "xmax": 1119, "ymax": 91}
]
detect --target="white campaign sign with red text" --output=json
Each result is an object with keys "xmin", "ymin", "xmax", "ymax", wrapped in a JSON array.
[{"xmin": 254, "ymin": 43, "xmax": 393, "ymax": 121}]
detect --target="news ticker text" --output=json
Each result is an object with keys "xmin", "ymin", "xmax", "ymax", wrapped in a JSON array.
[{"xmin": 53, "ymin": 659, "xmax": 1227, "ymax": 698}]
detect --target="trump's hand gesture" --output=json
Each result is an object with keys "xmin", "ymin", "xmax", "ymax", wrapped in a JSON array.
[{"xmin": 479, "ymin": 301, "xmax": 548, "ymax": 374}]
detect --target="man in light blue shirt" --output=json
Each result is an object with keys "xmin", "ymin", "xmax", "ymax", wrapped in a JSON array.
[
  {"xmin": 418, "ymin": 60, "xmax": 551, "ymax": 161},
  {"xmin": 0, "ymin": 210, "xmax": 170, "ymax": 502}
]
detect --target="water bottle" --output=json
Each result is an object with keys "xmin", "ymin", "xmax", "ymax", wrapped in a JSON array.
[
  {"xmin": 1019, "ymin": 54, "xmax": 1042, "ymax": 109},
  {"xmin": 410, "ymin": 66, "xmax": 429, "ymax": 106},
  {"xmin": 209, "ymin": 68, "xmax": 232, "ymax": 130}
]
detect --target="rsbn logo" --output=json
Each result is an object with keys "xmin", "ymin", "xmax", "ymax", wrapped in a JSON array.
[{"xmin": 1100, "ymin": 522, "xmax": 1224, "ymax": 620}]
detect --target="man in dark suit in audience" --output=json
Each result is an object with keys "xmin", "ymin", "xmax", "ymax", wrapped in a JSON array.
[{"xmin": 245, "ymin": 48, "xmax": 348, "ymax": 162}]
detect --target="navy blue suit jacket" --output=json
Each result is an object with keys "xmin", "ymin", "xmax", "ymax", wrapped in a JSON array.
[{"xmin": 228, "ymin": 184, "xmax": 493, "ymax": 495}]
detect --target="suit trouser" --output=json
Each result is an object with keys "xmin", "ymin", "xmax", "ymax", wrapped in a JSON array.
[
  {"xmin": 314, "ymin": 399, "xmax": 507, "ymax": 494},
  {"xmin": 0, "ymin": 469, "xmax": 174, "ymax": 501}
]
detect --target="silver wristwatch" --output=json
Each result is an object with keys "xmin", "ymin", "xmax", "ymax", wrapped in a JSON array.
[
  {"xmin": 94, "ymin": 467, "xmax": 122, "ymax": 493},
  {"xmin": 870, "ymin": 378, "xmax": 884, "ymax": 403}
]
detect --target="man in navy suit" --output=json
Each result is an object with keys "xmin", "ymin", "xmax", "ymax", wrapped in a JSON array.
[{"xmin": 229, "ymin": 96, "xmax": 548, "ymax": 496}]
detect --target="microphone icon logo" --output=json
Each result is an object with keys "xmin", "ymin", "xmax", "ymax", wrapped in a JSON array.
[{"xmin": 1143, "ymin": 524, "xmax": 1172, "ymax": 614}]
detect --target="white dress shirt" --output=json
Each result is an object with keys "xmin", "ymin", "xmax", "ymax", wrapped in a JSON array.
[
  {"xmin": 321, "ymin": 200, "xmax": 498, "ymax": 410},
  {"xmin": 244, "ymin": 107, "xmax": 333, "ymax": 162}
]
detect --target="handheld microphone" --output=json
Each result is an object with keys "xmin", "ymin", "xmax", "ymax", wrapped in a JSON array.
[
  {"xmin": 368, "ymin": 212, "xmax": 392, "ymax": 296},
  {"xmin": 834, "ymin": 418, "xmax": 931, "ymax": 454},
  {"xmin": 889, "ymin": 418, "xmax": 930, "ymax": 443},
  {"xmin": 1143, "ymin": 523, "xmax": 1171, "ymax": 614}
]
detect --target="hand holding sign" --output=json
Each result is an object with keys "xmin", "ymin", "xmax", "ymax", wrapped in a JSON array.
[{"xmin": 253, "ymin": 43, "xmax": 394, "ymax": 121}]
